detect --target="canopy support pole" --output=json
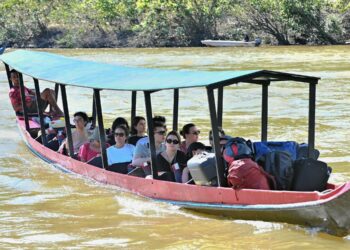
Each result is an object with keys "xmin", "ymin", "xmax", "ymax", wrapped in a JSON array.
[
  {"xmin": 261, "ymin": 82, "xmax": 269, "ymax": 142},
  {"xmin": 173, "ymin": 89, "xmax": 179, "ymax": 131},
  {"xmin": 144, "ymin": 91, "xmax": 159, "ymax": 179},
  {"xmin": 92, "ymin": 95, "xmax": 97, "ymax": 129},
  {"xmin": 5, "ymin": 64, "xmax": 13, "ymax": 89},
  {"xmin": 18, "ymin": 73, "xmax": 30, "ymax": 131},
  {"xmin": 54, "ymin": 83, "xmax": 59, "ymax": 101},
  {"xmin": 131, "ymin": 91, "xmax": 137, "ymax": 123},
  {"xmin": 94, "ymin": 89, "xmax": 108, "ymax": 169},
  {"xmin": 217, "ymin": 86, "xmax": 223, "ymax": 128},
  {"xmin": 60, "ymin": 84, "xmax": 74, "ymax": 157},
  {"xmin": 33, "ymin": 78, "xmax": 48, "ymax": 145},
  {"xmin": 207, "ymin": 87, "xmax": 226, "ymax": 187},
  {"xmin": 308, "ymin": 80, "xmax": 317, "ymax": 158}
]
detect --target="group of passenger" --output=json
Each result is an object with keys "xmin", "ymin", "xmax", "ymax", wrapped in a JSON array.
[
  {"xmin": 8, "ymin": 69, "xmax": 229, "ymax": 184},
  {"xmin": 51, "ymin": 112, "xmax": 221, "ymax": 183}
]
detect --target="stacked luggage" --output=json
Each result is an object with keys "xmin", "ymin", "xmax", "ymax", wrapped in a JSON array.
[{"xmin": 188, "ymin": 137, "xmax": 331, "ymax": 192}]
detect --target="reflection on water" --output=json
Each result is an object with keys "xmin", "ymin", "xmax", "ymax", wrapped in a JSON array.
[{"xmin": 0, "ymin": 46, "xmax": 350, "ymax": 248}]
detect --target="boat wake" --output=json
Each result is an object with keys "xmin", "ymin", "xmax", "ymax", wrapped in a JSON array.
[
  {"xmin": 114, "ymin": 195, "xmax": 209, "ymax": 220},
  {"xmin": 234, "ymin": 220, "xmax": 284, "ymax": 234}
]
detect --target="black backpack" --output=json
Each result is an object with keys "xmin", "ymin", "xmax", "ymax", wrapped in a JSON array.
[
  {"xmin": 292, "ymin": 158, "xmax": 331, "ymax": 191},
  {"xmin": 260, "ymin": 151, "xmax": 294, "ymax": 190}
]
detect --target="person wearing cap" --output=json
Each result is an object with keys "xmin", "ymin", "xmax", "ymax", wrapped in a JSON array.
[
  {"xmin": 78, "ymin": 127, "xmax": 109, "ymax": 162},
  {"xmin": 209, "ymin": 127, "xmax": 231, "ymax": 153}
]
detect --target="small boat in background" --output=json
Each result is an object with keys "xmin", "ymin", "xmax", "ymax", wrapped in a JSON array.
[
  {"xmin": 201, "ymin": 38, "xmax": 261, "ymax": 47},
  {"xmin": 0, "ymin": 44, "xmax": 6, "ymax": 55}
]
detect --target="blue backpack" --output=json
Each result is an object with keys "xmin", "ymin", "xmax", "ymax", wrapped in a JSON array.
[{"xmin": 223, "ymin": 137, "xmax": 254, "ymax": 164}]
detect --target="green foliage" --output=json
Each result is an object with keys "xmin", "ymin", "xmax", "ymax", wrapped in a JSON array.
[
  {"xmin": 239, "ymin": 0, "xmax": 344, "ymax": 45},
  {"xmin": 0, "ymin": 0, "xmax": 61, "ymax": 46},
  {"xmin": 0, "ymin": 0, "xmax": 347, "ymax": 47}
]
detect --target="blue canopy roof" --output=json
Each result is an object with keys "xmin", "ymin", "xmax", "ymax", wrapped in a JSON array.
[{"xmin": 0, "ymin": 50, "xmax": 319, "ymax": 91}]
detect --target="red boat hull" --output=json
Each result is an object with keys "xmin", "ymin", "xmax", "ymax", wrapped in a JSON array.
[{"xmin": 18, "ymin": 119, "xmax": 350, "ymax": 237}]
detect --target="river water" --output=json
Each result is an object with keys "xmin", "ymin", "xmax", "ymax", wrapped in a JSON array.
[{"xmin": 0, "ymin": 46, "xmax": 350, "ymax": 249}]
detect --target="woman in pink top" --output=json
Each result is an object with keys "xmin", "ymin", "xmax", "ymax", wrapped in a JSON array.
[{"xmin": 78, "ymin": 127, "xmax": 109, "ymax": 162}]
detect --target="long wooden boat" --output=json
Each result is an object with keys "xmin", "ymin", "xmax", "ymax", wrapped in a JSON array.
[
  {"xmin": 201, "ymin": 39, "xmax": 261, "ymax": 47},
  {"xmin": 1, "ymin": 50, "xmax": 350, "ymax": 237}
]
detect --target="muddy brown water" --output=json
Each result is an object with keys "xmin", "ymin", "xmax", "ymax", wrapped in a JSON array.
[{"xmin": 0, "ymin": 46, "xmax": 350, "ymax": 249}]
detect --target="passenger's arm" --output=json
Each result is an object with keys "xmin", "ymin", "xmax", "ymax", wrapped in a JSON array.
[
  {"xmin": 132, "ymin": 143, "xmax": 150, "ymax": 166},
  {"xmin": 132, "ymin": 156, "xmax": 150, "ymax": 166}
]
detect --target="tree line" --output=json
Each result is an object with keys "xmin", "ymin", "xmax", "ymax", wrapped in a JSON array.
[{"xmin": 0, "ymin": 0, "xmax": 349, "ymax": 48}]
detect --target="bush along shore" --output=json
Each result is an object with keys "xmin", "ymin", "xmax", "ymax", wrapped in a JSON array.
[{"xmin": 1, "ymin": 0, "xmax": 349, "ymax": 48}]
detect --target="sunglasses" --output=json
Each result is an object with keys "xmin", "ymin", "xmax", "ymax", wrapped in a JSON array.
[
  {"xmin": 155, "ymin": 130, "xmax": 166, "ymax": 135},
  {"xmin": 191, "ymin": 130, "xmax": 200, "ymax": 135},
  {"xmin": 73, "ymin": 118, "xmax": 84, "ymax": 123},
  {"xmin": 166, "ymin": 138, "xmax": 179, "ymax": 145},
  {"xmin": 114, "ymin": 132, "xmax": 125, "ymax": 137}
]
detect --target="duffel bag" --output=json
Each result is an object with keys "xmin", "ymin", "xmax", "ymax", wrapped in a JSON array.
[
  {"xmin": 254, "ymin": 141, "xmax": 299, "ymax": 160},
  {"xmin": 227, "ymin": 158, "xmax": 274, "ymax": 190}
]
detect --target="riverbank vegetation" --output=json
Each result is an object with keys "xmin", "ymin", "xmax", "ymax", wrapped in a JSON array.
[{"xmin": 1, "ymin": 0, "xmax": 349, "ymax": 48}]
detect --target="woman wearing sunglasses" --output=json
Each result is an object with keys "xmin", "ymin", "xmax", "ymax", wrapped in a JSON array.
[
  {"xmin": 106, "ymin": 125, "xmax": 135, "ymax": 166},
  {"xmin": 179, "ymin": 123, "xmax": 200, "ymax": 154},
  {"xmin": 156, "ymin": 131, "xmax": 187, "ymax": 182},
  {"xmin": 106, "ymin": 117, "xmax": 130, "ymax": 145}
]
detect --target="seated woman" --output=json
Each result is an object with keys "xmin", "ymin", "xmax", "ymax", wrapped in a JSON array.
[
  {"xmin": 156, "ymin": 131, "xmax": 187, "ymax": 182},
  {"xmin": 128, "ymin": 116, "xmax": 147, "ymax": 145},
  {"xmin": 78, "ymin": 127, "xmax": 109, "ymax": 163},
  {"xmin": 58, "ymin": 111, "xmax": 91, "ymax": 155},
  {"xmin": 179, "ymin": 123, "xmax": 200, "ymax": 154},
  {"xmin": 106, "ymin": 125, "xmax": 135, "ymax": 167},
  {"xmin": 106, "ymin": 117, "xmax": 129, "ymax": 145}
]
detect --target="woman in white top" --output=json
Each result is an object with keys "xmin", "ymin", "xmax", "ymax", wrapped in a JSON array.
[{"xmin": 107, "ymin": 125, "xmax": 135, "ymax": 165}]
